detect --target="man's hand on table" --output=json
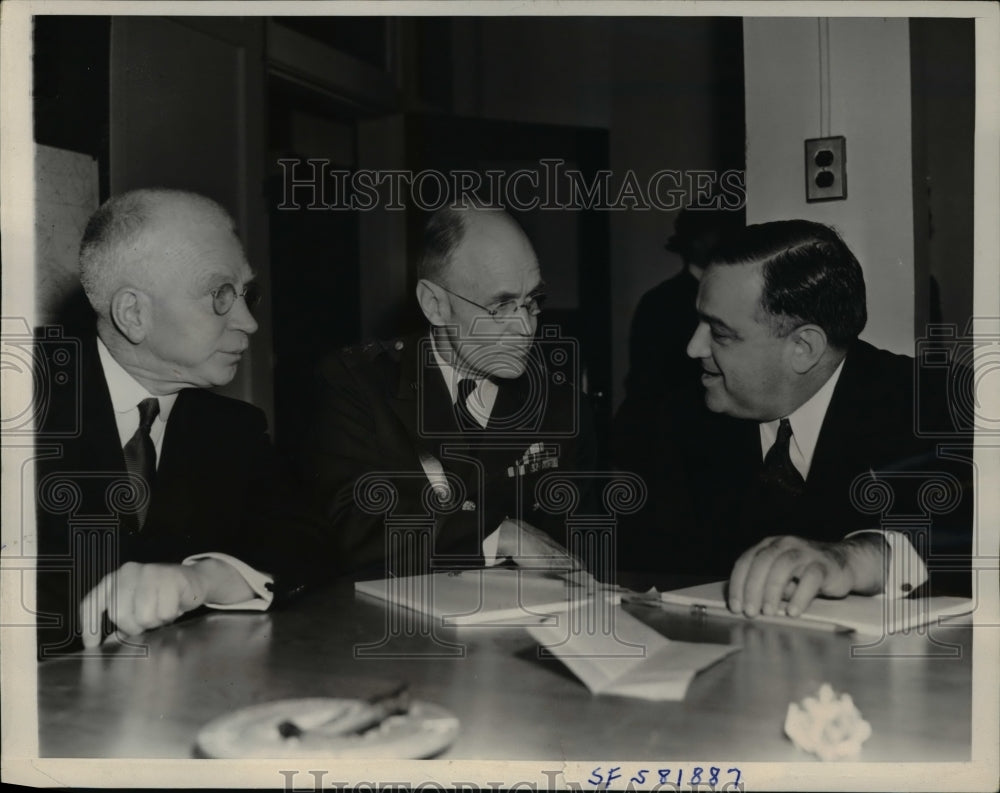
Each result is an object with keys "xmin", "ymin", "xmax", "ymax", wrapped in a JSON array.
[
  {"xmin": 727, "ymin": 533, "xmax": 887, "ymax": 619},
  {"xmin": 80, "ymin": 559, "xmax": 254, "ymax": 648},
  {"xmin": 496, "ymin": 518, "xmax": 592, "ymax": 583}
]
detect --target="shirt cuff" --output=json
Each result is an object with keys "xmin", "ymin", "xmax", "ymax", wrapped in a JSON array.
[
  {"xmin": 482, "ymin": 527, "xmax": 503, "ymax": 567},
  {"xmin": 181, "ymin": 552, "xmax": 274, "ymax": 611},
  {"xmin": 845, "ymin": 530, "xmax": 929, "ymax": 598}
]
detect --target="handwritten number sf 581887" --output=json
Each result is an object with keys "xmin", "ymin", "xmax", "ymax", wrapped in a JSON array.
[{"xmin": 586, "ymin": 765, "xmax": 743, "ymax": 790}]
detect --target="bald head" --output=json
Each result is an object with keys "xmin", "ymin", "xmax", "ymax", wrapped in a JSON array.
[
  {"xmin": 79, "ymin": 189, "xmax": 235, "ymax": 317},
  {"xmin": 416, "ymin": 205, "xmax": 542, "ymax": 379},
  {"xmin": 79, "ymin": 189, "xmax": 257, "ymax": 394},
  {"xmin": 418, "ymin": 205, "xmax": 535, "ymax": 289}
]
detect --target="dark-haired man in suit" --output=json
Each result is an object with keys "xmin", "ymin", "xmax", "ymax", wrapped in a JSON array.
[
  {"xmin": 616, "ymin": 219, "xmax": 970, "ymax": 616},
  {"xmin": 35, "ymin": 188, "xmax": 315, "ymax": 656},
  {"xmin": 301, "ymin": 204, "xmax": 597, "ymax": 579}
]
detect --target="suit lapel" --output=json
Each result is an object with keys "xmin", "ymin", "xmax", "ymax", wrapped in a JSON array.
[
  {"xmin": 63, "ymin": 336, "xmax": 132, "ymax": 539},
  {"xmin": 488, "ymin": 375, "xmax": 530, "ymax": 433},
  {"xmin": 806, "ymin": 345, "xmax": 870, "ymax": 488},
  {"xmin": 381, "ymin": 336, "xmax": 478, "ymax": 496},
  {"xmin": 78, "ymin": 335, "xmax": 128, "ymax": 476},
  {"xmin": 684, "ymin": 408, "xmax": 761, "ymax": 537},
  {"xmin": 147, "ymin": 389, "xmax": 198, "ymax": 535},
  {"xmin": 388, "ymin": 334, "xmax": 450, "ymax": 450}
]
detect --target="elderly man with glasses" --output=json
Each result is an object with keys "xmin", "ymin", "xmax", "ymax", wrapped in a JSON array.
[
  {"xmin": 301, "ymin": 204, "xmax": 597, "ymax": 579},
  {"xmin": 35, "ymin": 189, "xmax": 318, "ymax": 657}
]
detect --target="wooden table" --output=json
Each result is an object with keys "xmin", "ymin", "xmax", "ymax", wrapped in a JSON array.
[{"xmin": 38, "ymin": 580, "xmax": 972, "ymax": 761}]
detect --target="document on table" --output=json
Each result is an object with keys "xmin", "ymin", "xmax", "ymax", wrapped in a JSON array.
[
  {"xmin": 659, "ymin": 580, "xmax": 974, "ymax": 636},
  {"xmin": 355, "ymin": 567, "xmax": 621, "ymax": 626},
  {"xmin": 527, "ymin": 606, "xmax": 740, "ymax": 701}
]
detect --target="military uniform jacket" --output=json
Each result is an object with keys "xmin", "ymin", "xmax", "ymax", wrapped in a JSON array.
[{"xmin": 301, "ymin": 332, "xmax": 597, "ymax": 578}]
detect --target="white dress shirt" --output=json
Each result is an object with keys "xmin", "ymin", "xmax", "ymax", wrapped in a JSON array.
[
  {"xmin": 96, "ymin": 338, "xmax": 273, "ymax": 610},
  {"xmin": 427, "ymin": 336, "xmax": 505, "ymax": 563},
  {"xmin": 430, "ymin": 338, "xmax": 499, "ymax": 429},
  {"xmin": 759, "ymin": 358, "xmax": 928, "ymax": 597}
]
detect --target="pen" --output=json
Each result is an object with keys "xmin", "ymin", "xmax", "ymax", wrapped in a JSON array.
[{"xmin": 645, "ymin": 598, "xmax": 852, "ymax": 634}]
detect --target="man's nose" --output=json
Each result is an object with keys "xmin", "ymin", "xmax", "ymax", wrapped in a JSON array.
[
  {"xmin": 504, "ymin": 310, "xmax": 536, "ymax": 337},
  {"xmin": 686, "ymin": 321, "xmax": 709, "ymax": 359},
  {"xmin": 228, "ymin": 295, "xmax": 259, "ymax": 335}
]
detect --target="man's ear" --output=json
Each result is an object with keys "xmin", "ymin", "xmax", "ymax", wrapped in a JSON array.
[
  {"xmin": 788, "ymin": 324, "xmax": 828, "ymax": 374},
  {"xmin": 415, "ymin": 279, "xmax": 450, "ymax": 326},
  {"xmin": 108, "ymin": 288, "xmax": 150, "ymax": 344}
]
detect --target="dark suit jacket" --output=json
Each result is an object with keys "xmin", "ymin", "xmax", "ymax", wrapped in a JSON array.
[
  {"xmin": 614, "ymin": 340, "xmax": 972, "ymax": 592},
  {"xmin": 298, "ymin": 332, "xmax": 598, "ymax": 578},
  {"xmin": 34, "ymin": 328, "xmax": 320, "ymax": 657}
]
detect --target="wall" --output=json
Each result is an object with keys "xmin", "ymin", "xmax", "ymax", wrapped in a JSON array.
[
  {"xmin": 357, "ymin": 114, "xmax": 411, "ymax": 338},
  {"xmin": 454, "ymin": 17, "xmax": 612, "ymax": 128},
  {"xmin": 743, "ymin": 17, "xmax": 915, "ymax": 355},
  {"xmin": 453, "ymin": 18, "xmax": 740, "ymax": 410},
  {"xmin": 910, "ymin": 18, "xmax": 975, "ymax": 337},
  {"xmin": 609, "ymin": 19, "xmax": 739, "ymax": 410},
  {"xmin": 34, "ymin": 145, "xmax": 99, "ymax": 326},
  {"xmin": 110, "ymin": 17, "xmax": 273, "ymax": 424}
]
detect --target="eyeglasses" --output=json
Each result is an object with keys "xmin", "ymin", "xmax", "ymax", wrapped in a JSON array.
[
  {"xmin": 209, "ymin": 282, "xmax": 261, "ymax": 316},
  {"xmin": 435, "ymin": 283, "xmax": 547, "ymax": 322}
]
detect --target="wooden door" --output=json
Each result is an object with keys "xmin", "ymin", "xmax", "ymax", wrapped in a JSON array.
[{"xmin": 109, "ymin": 17, "xmax": 272, "ymax": 424}]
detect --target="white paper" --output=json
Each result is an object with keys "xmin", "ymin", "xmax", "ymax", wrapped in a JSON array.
[{"xmin": 528, "ymin": 606, "xmax": 740, "ymax": 701}]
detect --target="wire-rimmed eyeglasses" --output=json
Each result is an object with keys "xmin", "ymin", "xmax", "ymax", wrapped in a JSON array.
[
  {"xmin": 209, "ymin": 282, "xmax": 262, "ymax": 316},
  {"xmin": 435, "ymin": 282, "xmax": 547, "ymax": 322}
]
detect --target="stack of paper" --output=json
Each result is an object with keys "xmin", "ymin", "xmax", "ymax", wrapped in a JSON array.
[
  {"xmin": 659, "ymin": 581, "xmax": 973, "ymax": 636},
  {"xmin": 527, "ymin": 606, "xmax": 740, "ymax": 701},
  {"xmin": 355, "ymin": 568, "xmax": 621, "ymax": 626}
]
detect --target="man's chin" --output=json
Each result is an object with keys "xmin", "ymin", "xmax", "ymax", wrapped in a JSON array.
[
  {"xmin": 701, "ymin": 388, "xmax": 730, "ymax": 414},
  {"xmin": 487, "ymin": 361, "xmax": 527, "ymax": 379},
  {"xmin": 206, "ymin": 365, "xmax": 240, "ymax": 388},
  {"xmin": 475, "ymin": 347, "xmax": 532, "ymax": 379}
]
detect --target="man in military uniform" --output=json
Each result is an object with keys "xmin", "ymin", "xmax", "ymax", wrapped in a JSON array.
[{"xmin": 301, "ymin": 205, "xmax": 596, "ymax": 578}]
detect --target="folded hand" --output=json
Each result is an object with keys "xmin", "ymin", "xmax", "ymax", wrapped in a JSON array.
[
  {"xmin": 727, "ymin": 534, "xmax": 886, "ymax": 618},
  {"xmin": 79, "ymin": 561, "xmax": 209, "ymax": 648}
]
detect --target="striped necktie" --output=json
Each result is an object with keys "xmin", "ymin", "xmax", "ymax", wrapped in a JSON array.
[
  {"xmin": 122, "ymin": 397, "xmax": 160, "ymax": 529},
  {"xmin": 760, "ymin": 418, "xmax": 805, "ymax": 499}
]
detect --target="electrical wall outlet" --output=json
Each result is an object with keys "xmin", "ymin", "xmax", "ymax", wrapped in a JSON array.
[{"xmin": 805, "ymin": 136, "xmax": 847, "ymax": 202}]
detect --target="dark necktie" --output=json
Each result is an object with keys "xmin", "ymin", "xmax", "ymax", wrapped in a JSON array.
[
  {"xmin": 455, "ymin": 378, "xmax": 482, "ymax": 430},
  {"xmin": 759, "ymin": 417, "xmax": 806, "ymax": 500},
  {"xmin": 122, "ymin": 397, "xmax": 160, "ymax": 529}
]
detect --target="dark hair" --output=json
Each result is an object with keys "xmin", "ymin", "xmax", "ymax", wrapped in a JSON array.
[
  {"xmin": 708, "ymin": 219, "xmax": 867, "ymax": 348},
  {"xmin": 418, "ymin": 207, "xmax": 467, "ymax": 283}
]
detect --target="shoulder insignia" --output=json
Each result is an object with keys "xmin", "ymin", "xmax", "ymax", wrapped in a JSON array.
[
  {"xmin": 339, "ymin": 337, "xmax": 407, "ymax": 368},
  {"xmin": 380, "ymin": 337, "xmax": 405, "ymax": 362}
]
